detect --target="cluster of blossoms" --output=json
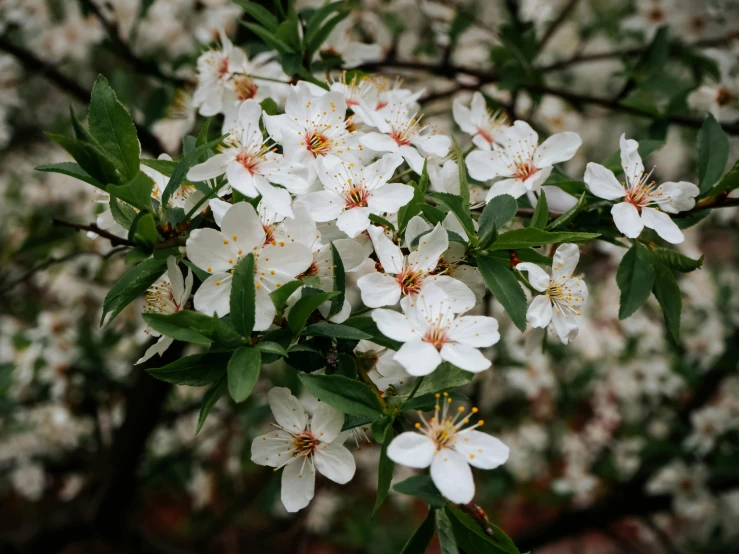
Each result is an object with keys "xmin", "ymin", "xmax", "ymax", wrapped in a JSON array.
[{"xmin": 2, "ymin": 1, "xmax": 739, "ymax": 552}]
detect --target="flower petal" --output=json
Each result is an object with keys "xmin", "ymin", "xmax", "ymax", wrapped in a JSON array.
[
  {"xmin": 515, "ymin": 262, "xmax": 550, "ymax": 292},
  {"xmin": 387, "ymin": 432, "xmax": 436, "ymax": 468},
  {"xmin": 447, "ymin": 315, "xmax": 500, "ymax": 347},
  {"xmin": 360, "ymin": 132, "xmax": 399, "ymax": 153},
  {"xmin": 550, "ymin": 309, "xmax": 579, "ymax": 345},
  {"xmin": 466, "ymin": 150, "xmax": 509, "ymax": 181},
  {"xmin": 337, "ymin": 207, "xmax": 372, "ymax": 238},
  {"xmin": 641, "ymin": 207, "xmax": 684, "ymax": 244},
  {"xmin": 220, "ymin": 201, "xmax": 266, "ymax": 252},
  {"xmin": 455, "ymin": 430, "xmax": 509, "ymax": 470},
  {"xmin": 552, "ymin": 243, "xmax": 580, "ymax": 281},
  {"xmin": 620, "ymin": 134, "xmax": 644, "ymax": 186},
  {"xmin": 300, "ymin": 191, "xmax": 345, "ymax": 222},
  {"xmin": 313, "ymin": 442, "xmax": 356, "ymax": 484},
  {"xmin": 193, "ymin": 273, "xmax": 232, "ymax": 317},
  {"xmin": 408, "ymin": 223, "xmax": 448, "ymax": 273},
  {"xmin": 431, "ymin": 448, "xmax": 475, "ymax": 504},
  {"xmin": 367, "ymin": 225, "xmax": 404, "ymax": 273},
  {"xmin": 367, "ymin": 183, "xmax": 414, "ymax": 213},
  {"xmin": 526, "ymin": 294, "xmax": 553, "ymax": 329},
  {"xmin": 611, "ymin": 202, "xmax": 644, "ymax": 238},
  {"xmin": 394, "ymin": 339, "xmax": 443, "ymax": 376},
  {"xmin": 371, "ymin": 308, "xmax": 417, "ymax": 342},
  {"xmin": 268, "ymin": 387, "xmax": 308, "ymax": 433},
  {"xmin": 186, "ymin": 229, "xmax": 235, "ymax": 273},
  {"xmin": 535, "ymin": 132, "xmax": 582, "ymax": 167},
  {"xmin": 187, "ymin": 152, "xmax": 231, "ymax": 181},
  {"xmin": 251, "ymin": 430, "xmax": 294, "ymax": 468},
  {"xmin": 311, "ymin": 402, "xmax": 344, "ymax": 444},
  {"xmin": 281, "ymin": 456, "xmax": 315, "ymax": 512},
  {"xmin": 440, "ymin": 343, "xmax": 491, "ymax": 372},
  {"xmin": 426, "ymin": 275, "xmax": 476, "ymax": 314},
  {"xmin": 584, "ymin": 163, "xmax": 625, "ymax": 200},
  {"xmin": 358, "ymin": 272, "xmax": 402, "ymax": 308}
]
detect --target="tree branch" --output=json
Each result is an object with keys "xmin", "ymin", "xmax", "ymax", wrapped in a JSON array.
[
  {"xmin": 0, "ymin": 36, "xmax": 166, "ymax": 156},
  {"xmin": 0, "ymin": 247, "xmax": 128, "ymax": 294},
  {"xmin": 52, "ymin": 218, "xmax": 135, "ymax": 247}
]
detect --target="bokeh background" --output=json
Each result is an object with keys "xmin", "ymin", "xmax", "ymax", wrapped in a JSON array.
[{"xmin": 1, "ymin": 1, "xmax": 739, "ymax": 553}]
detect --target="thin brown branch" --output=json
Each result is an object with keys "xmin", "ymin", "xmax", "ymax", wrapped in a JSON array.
[
  {"xmin": 52, "ymin": 218, "xmax": 135, "ymax": 247},
  {"xmin": 0, "ymin": 36, "xmax": 166, "ymax": 156},
  {"xmin": 537, "ymin": 0, "xmax": 581, "ymax": 52},
  {"xmin": 0, "ymin": 247, "xmax": 128, "ymax": 294}
]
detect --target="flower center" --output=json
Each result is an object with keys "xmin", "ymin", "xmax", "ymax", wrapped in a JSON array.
[
  {"xmin": 397, "ymin": 268, "xmax": 424, "ymax": 296},
  {"xmin": 292, "ymin": 432, "xmax": 319, "ymax": 456},
  {"xmin": 717, "ymin": 87, "xmax": 735, "ymax": 107},
  {"xmin": 423, "ymin": 326, "xmax": 448, "ymax": 349},
  {"xmin": 236, "ymin": 151, "xmax": 261, "ymax": 174},
  {"xmin": 305, "ymin": 131, "xmax": 332, "ymax": 156},
  {"xmin": 390, "ymin": 117, "xmax": 423, "ymax": 146},
  {"xmin": 514, "ymin": 161, "xmax": 537, "ymax": 181},
  {"xmin": 647, "ymin": 7, "xmax": 665, "ymax": 22},
  {"xmin": 233, "ymin": 75, "xmax": 259, "ymax": 101},
  {"xmin": 296, "ymin": 262, "xmax": 319, "ymax": 280},
  {"xmin": 415, "ymin": 393, "xmax": 484, "ymax": 454},
  {"xmin": 345, "ymin": 185, "xmax": 369, "ymax": 208},
  {"xmin": 145, "ymin": 282, "xmax": 182, "ymax": 314}
]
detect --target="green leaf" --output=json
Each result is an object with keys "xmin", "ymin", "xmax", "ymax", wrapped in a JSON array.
[
  {"xmin": 420, "ymin": 204, "xmax": 447, "ymax": 225},
  {"xmin": 707, "ymin": 160, "xmax": 739, "ymax": 198},
  {"xmin": 546, "ymin": 192, "xmax": 586, "ymax": 230},
  {"xmin": 143, "ymin": 311, "xmax": 244, "ymax": 348},
  {"xmin": 410, "ymin": 363, "xmax": 474, "ymax": 398},
  {"xmin": 197, "ymin": 374, "xmax": 227, "ymax": 434},
  {"xmin": 452, "ymin": 138, "xmax": 471, "ymax": 208},
  {"xmin": 305, "ymin": 322, "xmax": 372, "ymax": 340},
  {"xmin": 368, "ymin": 213, "xmax": 396, "ymax": 232},
  {"xmin": 107, "ymin": 170, "xmax": 155, "ymax": 212},
  {"xmin": 400, "ymin": 510, "xmax": 436, "ymax": 554},
  {"xmin": 298, "ymin": 373, "xmax": 383, "ymax": 418},
  {"xmin": 394, "ymin": 475, "xmax": 446, "ymax": 508},
  {"xmin": 255, "ymin": 341, "xmax": 289, "ymax": 357},
  {"xmin": 341, "ymin": 316, "xmax": 403, "ymax": 350},
  {"xmin": 132, "ymin": 212, "xmax": 158, "ymax": 250},
  {"xmin": 651, "ymin": 247, "xmax": 703, "ymax": 273},
  {"xmin": 102, "ymin": 257, "xmax": 168, "ymax": 324},
  {"xmin": 410, "ymin": 229, "xmax": 467, "ymax": 249},
  {"xmin": 231, "ymin": 254, "xmax": 256, "ymax": 337},
  {"xmin": 337, "ymin": 353, "xmax": 357, "ymax": 379},
  {"xmin": 69, "ymin": 105, "xmax": 97, "ymax": 144},
  {"xmin": 46, "ymin": 133, "xmax": 121, "ymax": 186},
  {"xmin": 288, "ymin": 290, "xmax": 340, "ymax": 334},
  {"xmin": 475, "ymin": 255, "xmax": 527, "ymax": 331},
  {"xmin": 488, "ymin": 228, "xmax": 599, "ymax": 250},
  {"xmin": 373, "ymin": 423, "xmax": 395, "ymax": 517},
  {"xmin": 88, "ymin": 75, "xmax": 140, "ymax": 180},
  {"xmin": 140, "ymin": 158, "xmax": 179, "ymax": 176},
  {"xmin": 446, "ymin": 506, "xmax": 520, "ymax": 554},
  {"xmin": 653, "ymin": 262, "xmax": 681, "ymax": 343},
  {"xmin": 241, "ymin": 21, "xmax": 293, "ymax": 53},
  {"xmin": 227, "ymin": 347, "xmax": 261, "ymax": 403},
  {"xmin": 306, "ymin": 11, "xmax": 350, "ymax": 61},
  {"xmin": 270, "ymin": 280, "xmax": 304, "ymax": 311},
  {"xmin": 35, "ymin": 161, "xmax": 105, "ymax": 191},
  {"xmin": 162, "ymin": 134, "xmax": 227, "ymax": 208},
  {"xmin": 329, "ymin": 243, "xmax": 345, "ymax": 318},
  {"xmin": 616, "ymin": 243, "xmax": 654, "ymax": 320},
  {"xmin": 402, "ymin": 390, "xmax": 468, "ymax": 412},
  {"xmin": 436, "ymin": 509, "xmax": 460, "ymax": 554},
  {"xmin": 398, "ymin": 180, "xmax": 425, "ymax": 234},
  {"xmin": 147, "ymin": 352, "xmax": 230, "ymax": 386},
  {"xmin": 479, "ymin": 194, "xmax": 517, "ymax": 245},
  {"xmin": 235, "ymin": 0, "xmax": 278, "ymax": 31},
  {"xmin": 530, "ymin": 191, "xmax": 548, "ymax": 229},
  {"xmin": 430, "ymin": 192, "xmax": 475, "ymax": 241},
  {"xmin": 697, "ymin": 113, "xmax": 729, "ymax": 193},
  {"xmin": 110, "ymin": 197, "xmax": 137, "ymax": 229}
]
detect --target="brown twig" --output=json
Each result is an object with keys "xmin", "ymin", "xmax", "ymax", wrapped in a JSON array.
[
  {"xmin": 0, "ymin": 36, "xmax": 166, "ymax": 156},
  {"xmin": 0, "ymin": 247, "xmax": 128, "ymax": 294},
  {"xmin": 52, "ymin": 218, "xmax": 135, "ymax": 247}
]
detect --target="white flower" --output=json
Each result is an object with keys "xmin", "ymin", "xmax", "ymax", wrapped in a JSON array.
[
  {"xmin": 466, "ymin": 120, "xmax": 582, "ymax": 200},
  {"xmin": 264, "ymin": 82, "xmax": 362, "ymax": 171},
  {"xmin": 300, "ymin": 154, "xmax": 411, "ymax": 238},
  {"xmin": 360, "ymin": 103, "xmax": 451, "ymax": 174},
  {"xmin": 371, "ymin": 283, "xmax": 499, "ymax": 375},
  {"xmin": 250, "ymin": 388, "xmax": 356, "ymax": 512},
  {"xmin": 321, "ymin": 18, "xmax": 383, "ymax": 68},
  {"xmin": 328, "ymin": 73, "xmax": 380, "ymax": 125},
  {"xmin": 11, "ymin": 462, "xmax": 46, "ymax": 501},
  {"xmin": 516, "ymin": 243, "xmax": 588, "ymax": 345},
  {"xmin": 358, "ymin": 224, "xmax": 476, "ymax": 312},
  {"xmin": 187, "ymin": 99, "xmax": 309, "ymax": 218},
  {"xmin": 144, "ymin": 154, "xmax": 204, "ymax": 212},
  {"xmin": 387, "ymin": 397, "xmax": 509, "ymax": 503},
  {"xmin": 584, "ymin": 134, "xmax": 699, "ymax": 244},
  {"xmin": 185, "ymin": 202, "xmax": 313, "ymax": 328},
  {"xmin": 453, "ymin": 92, "xmax": 508, "ymax": 151},
  {"xmin": 136, "ymin": 257, "xmax": 193, "ymax": 364}
]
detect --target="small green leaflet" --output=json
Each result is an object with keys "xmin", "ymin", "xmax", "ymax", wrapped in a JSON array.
[
  {"xmin": 436, "ymin": 509, "xmax": 460, "ymax": 554},
  {"xmin": 546, "ymin": 192, "xmax": 587, "ymax": 230},
  {"xmin": 270, "ymin": 280, "xmax": 304, "ymax": 310},
  {"xmin": 445, "ymin": 506, "xmax": 520, "ymax": 554},
  {"xmin": 46, "ymin": 133, "xmax": 121, "ymax": 186},
  {"xmin": 696, "ymin": 113, "xmax": 729, "ymax": 193},
  {"xmin": 616, "ymin": 243, "xmax": 654, "ymax": 320},
  {"xmin": 393, "ymin": 475, "xmax": 447, "ymax": 507},
  {"xmin": 530, "ymin": 192, "xmax": 548, "ymax": 229},
  {"xmin": 475, "ymin": 255, "xmax": 528, "ymax": 332},
  {"xmin": 143, "ymin": 311, "xmax": 244, "ymax": 348},
  {"xmin": 399, "ymin": 509, "xmax": 436, "ymax": 554},
  {"xmin": 230, "ymin": 254, "xmax": 256, "ymax": 337},
  {"xmin": 161, "ymin": 134, "xmax": 227, "ymax": 208},
  {"xmin": 146, "ymin": 352, "xmax": 230, "ymax": 386},
  {"xmin": 429, "ymin": 192, "xmax": 475, "ymax": 241},
  {"xmin": 227, "ymin": 347, "xmax": 261, "ymax": 403},
  {"xmin": 479, "ymin": 194, "xmax": 517, "ymax": 245},
  {"xmin": 287, "ymin": 290, "xmax": 340, "ymax": 334},
  {"xmin": 653, "ymin": 261, "xmax": 681, "ymax": 343},
  {"xmin": 488, "ymin": 228, "xmax": 599, "ymax": 250},
  {"xmin": 107, "ymin": 170, "xmax": 155, "ymax": 212},
  {"xmin": 407, "ymin": 363, "xmax": 474, "ymax": 399},
  {"xmin": 197, "ymin": 375, "xmax": 227, "ymax": 434},
  {"xmin": 101, "ymin": 257, "xmax": 168, "ymax": 325},
  {"xmin": 372, "ymin": 423, "xmax": 395, "ymax": 517},
  {"xmin": 328, "ymin": 243, "xmax": 345, "ymax": 318},
  {"xmin": 298, "ymin": 373, "xmax": 383, "ymax": 419},
  {"xmin": 35, "ymin": 162, "xmax": 104, "ymax": 190},
  {"xmin": 452, "ymin": 137, "xmax": 471, "ymax": 208},
  {"xmin": 304, "ymin": 322, "xmax": 372, "ymax": 340}
]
